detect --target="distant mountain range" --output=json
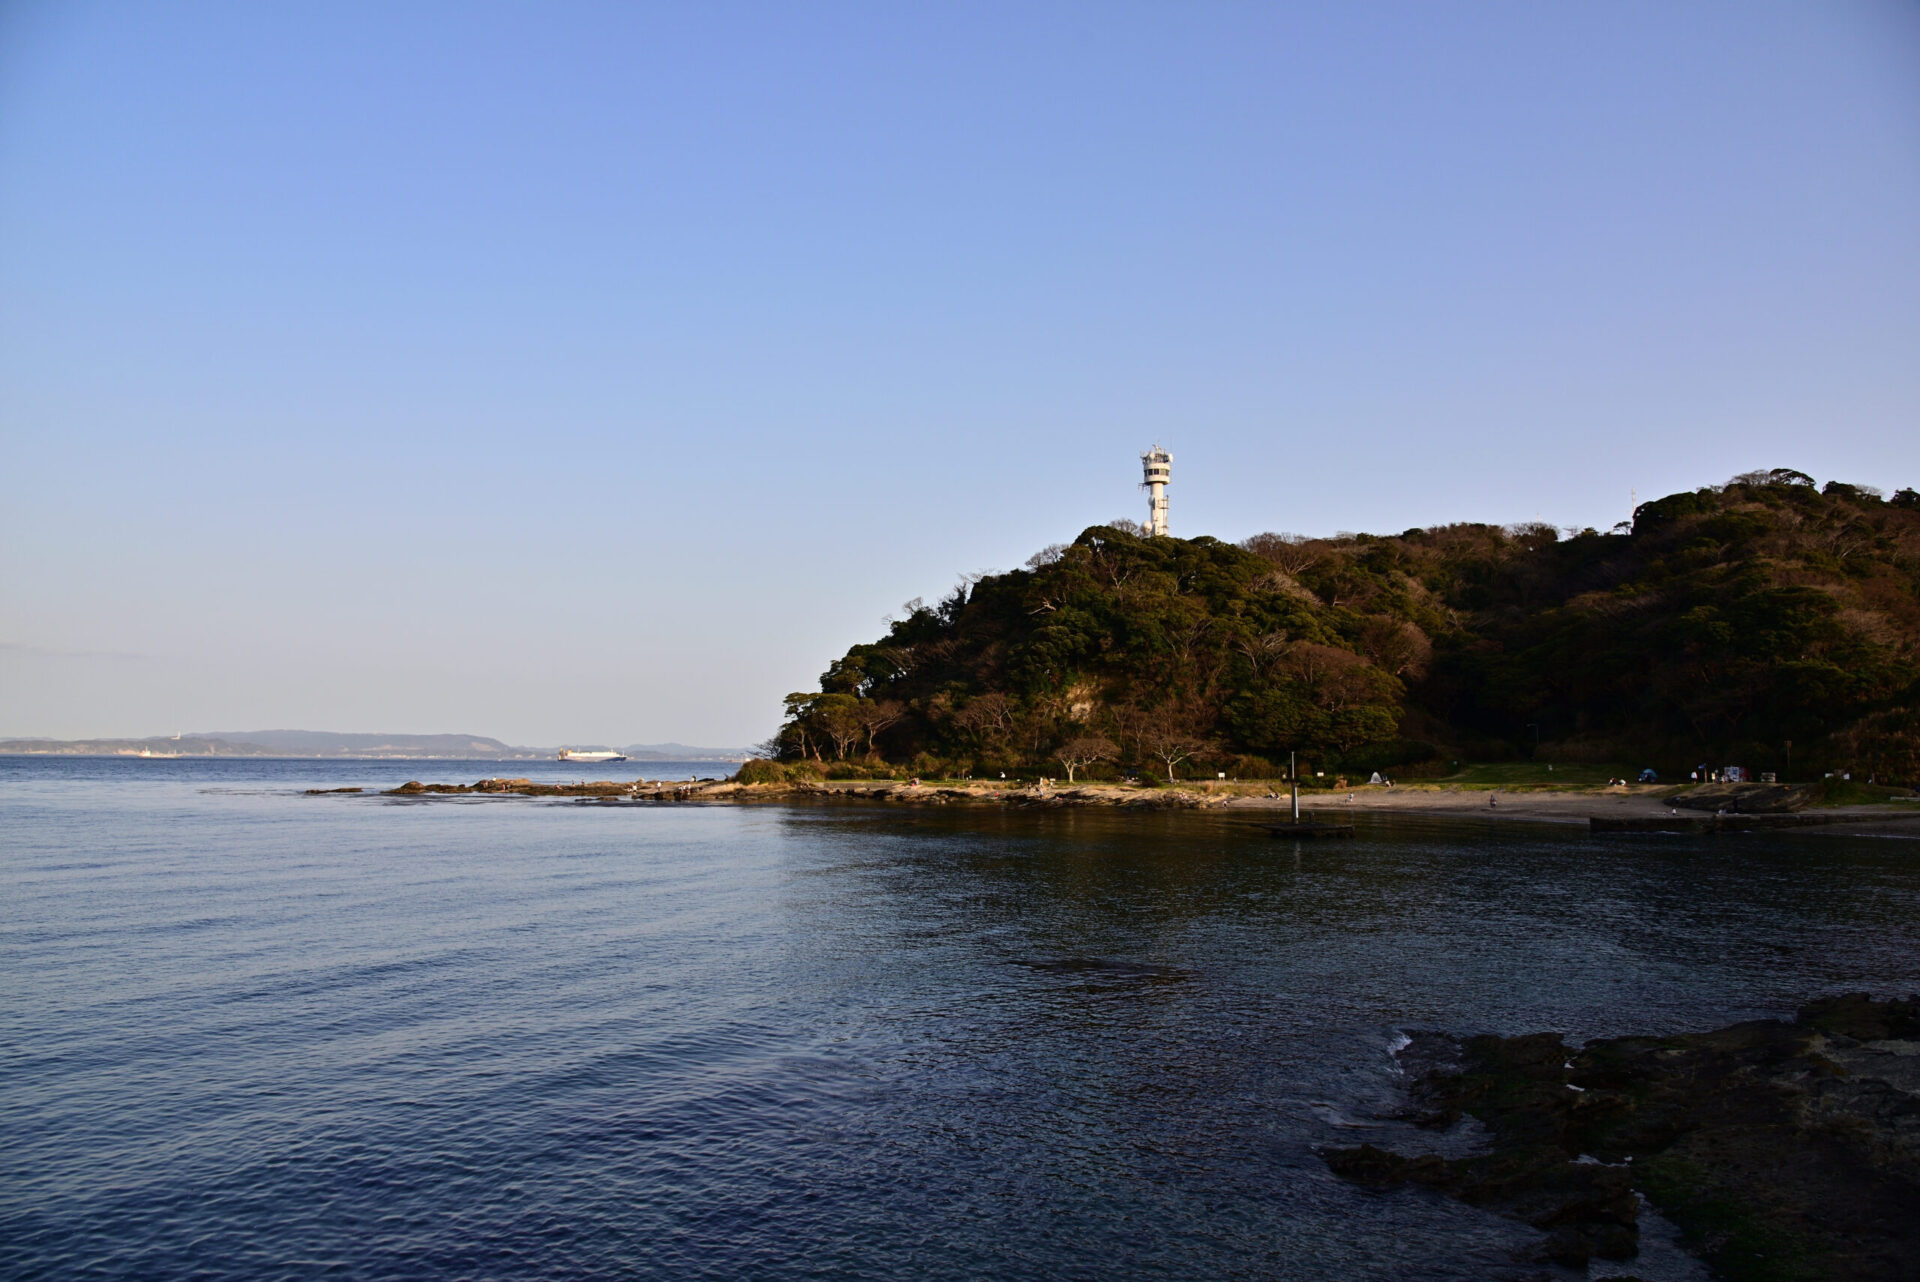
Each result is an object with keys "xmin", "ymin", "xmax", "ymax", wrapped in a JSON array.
[
  {"xmin": 0, "ymin": 730, "xmax": 752, "ymax": 760},
  {"xmin": 204, "ymin": 730, "xmax": 535, "ymax": 758}
]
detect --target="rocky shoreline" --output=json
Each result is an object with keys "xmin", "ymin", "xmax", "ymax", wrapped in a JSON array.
[
  {"xmin": 1324, "ymin": 995, "xmax": 1920, "ymax": 1280},
  {"xmin": 361, "ymin": 776, "xmax": 1920, "ymax": 834},
  {"xmin": 380, "ymin": 777, "xmax": 1236, "ymax": 807}
]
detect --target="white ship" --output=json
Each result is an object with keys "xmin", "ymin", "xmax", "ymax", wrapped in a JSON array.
[{"xmin": 557, "ymin": 748, "xmax": 627, "ymax": 763}]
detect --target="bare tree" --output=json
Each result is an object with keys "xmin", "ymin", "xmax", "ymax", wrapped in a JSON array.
[
  {"xmin": 954, "ymin": 692, "xmax": 1015, "ymax": 741},
  {"xmin": 1279, "ymin": 642, "xmax": 1386, "ymax": 710},
  {"xmin": 782, "ymin": 693, "xmax": 825, "ymax": 761},
  {"xmin": 1241, "ymin": 532, "xmax": 1324, "ymax": 578},
  {"xmin": 1125, "ymin": 699, "xmax": 1211, "ymax": 782},
  {"xmin": 1106, "ymin": 702, "xmax": 1152, "ymax": 760},
  {"xmin": 1055, "ymin": 736, "xmax": 1117, "ymax": 783},
  {"xmin": 1358, "ymin": 617, "xmax": 1432, "ymax": 679},
  {"xmin": 1018, "ymin": 694, "xmax": 1071, "ymax": 755},
  {"xmin": 1140, "ymin": 726, "xmax": 1206, "ymax": 782},
  {"xmin": 856, "ymin": 700, "xmax": 906, "ymax": 758},
  {"xmin": 1234, "ymin": 630, "xmax": 1293, "ymax": 681},
  {"xmin": 816, "ymin": 700, "xmax": 865, "ymax": 760},
  {"xmin": 1169, "ymin": 614, "xmax": 1211, "ymax": 663}
]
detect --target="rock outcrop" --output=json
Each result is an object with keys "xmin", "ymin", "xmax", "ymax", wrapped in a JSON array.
[
  {"xmin": 383, "ymin": 778, "xmax": 721, "ymax": 799},
  {"xmin": 378, "ymin": 777, "xmax": 1242, "ymax": 808},
  {"xmin": 1324, "ymin": 996, "xmax": 1920, "ymax": 1279}
]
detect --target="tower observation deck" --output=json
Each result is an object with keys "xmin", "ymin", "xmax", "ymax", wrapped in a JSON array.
[{"xmin": 1141, "ymin": 446, "xmax": 1172, "ymax": 536}]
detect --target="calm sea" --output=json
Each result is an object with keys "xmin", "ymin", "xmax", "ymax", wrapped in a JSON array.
[{"xmin": 4, "ymin": 756, "xmax": 1917, "ymax": 1280}]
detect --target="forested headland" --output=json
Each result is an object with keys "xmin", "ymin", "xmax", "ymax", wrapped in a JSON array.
[{"xmin": 762, "ymin": 471, "xmax": 1920, "ymax": 785}]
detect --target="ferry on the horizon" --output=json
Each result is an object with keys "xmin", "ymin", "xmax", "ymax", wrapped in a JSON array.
[{"xmin": 556, "ymin": 748, "xmax": 627, "ymax": 763}]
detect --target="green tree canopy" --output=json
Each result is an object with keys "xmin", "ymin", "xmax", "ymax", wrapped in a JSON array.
[{"xmin": 773, "ymin": 472, "xmax": 1920, "ymax": 782}]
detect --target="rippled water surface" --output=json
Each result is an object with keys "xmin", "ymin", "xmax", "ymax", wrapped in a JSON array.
[{"xmin": 4, "ymin": 757, "xmax": 1918, "ymax": 1280}]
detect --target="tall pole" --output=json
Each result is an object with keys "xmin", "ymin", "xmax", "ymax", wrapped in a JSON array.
[{"xmin": 1290, "ymin": 750, "xmax": 1299, "ymax": 823}]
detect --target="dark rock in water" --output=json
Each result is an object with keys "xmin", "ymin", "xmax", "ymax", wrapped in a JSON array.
[
  {"xmin": 1017, "ymin": 957, "xmax": 1187, "ymax": 980},
  {"xmin": 303, "ymin": 786, "xmax": 363, "ymax": 794},
  {"xmin": 382, "ymin": 778, "xmax": 642, "ymax": 798},
  {"xmin": 1323, "ymin": 1143, "xmax": 1448, "ymax": 1189},
  {"xmin": 1325, "ymin": 1137, "xmax": 1638, "ymax": 1262},
  {"xmin": 1798, "ymin": 990, "xmax": 1920, "ymax": 1041},
  {"xmin": 1324, "ymin": 995, "xmax": 1920, "ymax": 1281},
  {"xmin": 1259, "ymin": 821, "xmax": 1356, "ymax": 838}
]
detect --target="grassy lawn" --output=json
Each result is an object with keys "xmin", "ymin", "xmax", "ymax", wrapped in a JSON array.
[
  {"xmin": 1425, "ymin": 762, "xmax": 1644, "ymax": 789},
  {"xmin": 1809, "ymin": 778, "xmax": 1917, "ymax": 807}
]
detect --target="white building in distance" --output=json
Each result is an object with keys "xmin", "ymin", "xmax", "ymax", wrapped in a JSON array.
[{"xmin": 1141, "ymin": 446, "xmax": 1172, "ymax": 536}]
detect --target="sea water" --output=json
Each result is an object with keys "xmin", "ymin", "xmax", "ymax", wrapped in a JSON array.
[{"xmin": 4, "ymin": 757, "xmax": 1917, "ymax": 1280}]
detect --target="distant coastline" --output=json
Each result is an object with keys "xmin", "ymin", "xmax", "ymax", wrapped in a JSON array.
[{"xmin": 0, "ymin": 730, "xmax": 752, "ymax": 762}]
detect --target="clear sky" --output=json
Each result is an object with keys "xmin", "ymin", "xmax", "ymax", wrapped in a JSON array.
[{"xmin": 3, "ymin": 1, "xmax": 1917, "ymax": 747}]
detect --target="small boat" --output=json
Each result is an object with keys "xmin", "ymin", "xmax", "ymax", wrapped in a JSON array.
[{"xmin": 557, "ymin": 748, "xmax": 627, "ymax": 763}]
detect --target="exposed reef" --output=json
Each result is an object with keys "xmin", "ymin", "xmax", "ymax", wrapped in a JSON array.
[
  {"xmin": 1323, "ymin": 995, "xmax": 1920, "ymax": 1279},
  {"xmin": 362, "ymin": 779, "xmax": 1920, "ymax": 834},
  {"xmin": 385, "ymin": 777, "xmax": 727, "ymax": 801},
  {"xmin": 378, "ymin": 777, "xmax": 1230, "ymax": 807}
]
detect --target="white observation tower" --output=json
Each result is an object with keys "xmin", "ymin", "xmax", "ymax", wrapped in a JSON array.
[{"xmin": 1141, "ymin": 445, "xmax": 1172, "ymax": 536}]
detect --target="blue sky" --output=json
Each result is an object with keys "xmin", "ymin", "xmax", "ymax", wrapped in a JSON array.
[{"xmin": 3, "ymin": 1, "xmax": 1917, "ymax": 746}]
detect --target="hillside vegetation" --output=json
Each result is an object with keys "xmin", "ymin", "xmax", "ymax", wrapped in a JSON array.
[{"xmin": 772, "ymin": 471, "xmax": 1920, "ymax": 784}]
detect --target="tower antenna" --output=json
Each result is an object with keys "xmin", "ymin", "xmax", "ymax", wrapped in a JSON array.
[{"xmin": 1140, "ymin": 445, "xmax": 1172, "ymax": 536}]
